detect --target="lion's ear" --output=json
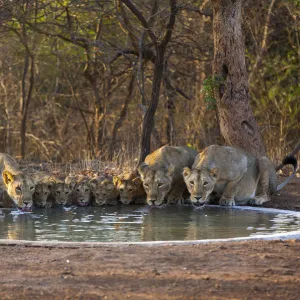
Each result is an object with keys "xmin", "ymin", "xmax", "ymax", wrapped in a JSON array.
[
  {"xmin": 132, "ymin": 177, "xmax": 142, "ymax": 187},
  {"xmin": 89, "ymin": 178, "xmax": 98, "ymax": 188},
  {"xmin": 113, "ymin": 176, "xmax": 121, "ymax": 186},
  {"xmin": 167, "ymin": 165, "xmax": 175, "ymax": 178},
  {"xmin": 210, "ymin": 167, "xmax": 219, "ymax": 178},
  {"xmin": 138, "ymin": 162, "xmax": 150, "ymax": 177},
  {"xmin": 183, "ymin": 167, "xmax": 191, "ymax": 178},
  {"xmin": 2, "ymin": 171, "xmax": 15, "ymax": 186}
]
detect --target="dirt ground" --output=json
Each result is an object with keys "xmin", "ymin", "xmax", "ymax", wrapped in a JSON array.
[{"xmin": 0, "ymin": 178, "xmax": 299, "ymax": 299}]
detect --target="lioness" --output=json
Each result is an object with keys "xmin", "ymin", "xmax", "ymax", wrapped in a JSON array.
[
  {"xmin": 183, "ymin": 145, "xmax": 297, "ymax": 206},
  {"xmin": 138, "ymin": 146, "xmax": 198, "ymax": 206},
  {"xmin": 0, "ymin": 153, "xmax": 35, "ymax": 211},
  {"xmin": 113, "ymin": 172, "xmax": 146, "ymax": 205},
  {"xmin": 90, "ymin": 178, "xmax": 119, "ymax": 206}
]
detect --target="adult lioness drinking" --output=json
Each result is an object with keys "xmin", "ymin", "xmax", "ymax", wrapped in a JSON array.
[
  {"xmin": 0, "ymin": 153, "xmax": 35, "ymax": 211},
  {"xmin": 183, "ymin": 145, "xmax": 297, "ymax": 206},
  {"xmin": 138, "ymin": 146, "xmax": 198, "ymax": 206}
]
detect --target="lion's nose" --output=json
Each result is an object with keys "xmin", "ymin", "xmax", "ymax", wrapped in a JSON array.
[
  {"xmin": 194, "ymin": 197, "xmax": 201, "ymax": 201},
  {"xmin": 149, "ymin": 200, "xmax": 156, "ymax": 205},
  {"xmin": 24, "ymin": 201, "xmax": 30, "ymax": 206}
]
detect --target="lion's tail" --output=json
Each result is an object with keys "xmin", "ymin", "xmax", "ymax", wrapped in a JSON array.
[{"xmin": 276, "ymin": 155, "xmax": 298, "ymax": 192}]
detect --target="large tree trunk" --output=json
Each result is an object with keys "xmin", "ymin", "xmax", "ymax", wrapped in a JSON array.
[
  {"xmin": 109, "ymin": 74, "xmax": 135, "ymax": 160},
  {"xmin": 138, "ymin": 46, "xmax": 165, "ymax": 164},
  {"xmin": 20, "ymin": 54, "xmax": 35, "ymax": 159},
  {"xmin": 212, "ymin": 0, "xmax": 266, "ymax": 157}
]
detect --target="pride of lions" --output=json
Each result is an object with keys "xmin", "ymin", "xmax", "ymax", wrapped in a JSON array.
[{"xmin": 0, "ymin": 145, "xmax": 297, "ymax": 211}]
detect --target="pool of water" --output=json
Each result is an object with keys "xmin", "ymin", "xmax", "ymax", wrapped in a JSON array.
[{"xmin": 0, "ymin": 206, "xmax": 300, "ymax": 242}]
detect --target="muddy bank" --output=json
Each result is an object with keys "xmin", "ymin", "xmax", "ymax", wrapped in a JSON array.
[{"xmin": 0, "ymin": 240, "xmax": 299, "ymax": 299}]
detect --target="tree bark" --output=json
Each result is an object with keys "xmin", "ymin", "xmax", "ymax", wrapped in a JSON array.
[
  {"xmin": 109, "ymin": 74, "xmax": 135, "ymax": 160},
  {"xmin": 212, "ymin": 0, "xmax": 266, "ymax": 157},
  {"xmin": 20, "ymin": 54, "xmax": 35, "ymax": 159},
  {"xmin": 139, "ymin": 45, "xmax": 165, "ymax": 164}
]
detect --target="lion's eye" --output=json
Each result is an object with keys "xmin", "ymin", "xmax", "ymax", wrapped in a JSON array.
[
  {"xmin": 76, "ymin": 189, "xmax": 80, "ymax": 192},
  {"xmin": 143, "ymin": 183, "xmax": 148, "ymax": 188},
  {"xmin": 30, "ymin": 186, "xmax": 34, "ymax": 191},
  {"xmin": 119, "ymin": 188, "xmax": 123, "ymax": 192},
  {"xmin": 203, "ymin": 182, "xmax": 209, "ymax": 187},
  {"xmin": 56, "ymin": 191, "xmax": 60, "ymax": 194},
  {"xmin": 35, "ymin": 192, "xmax": 40, "ymax": 196},
  {"xmin": 85, "ymin": 189, "xmax": 89, "ymax": 192},
  {"xmin": 103, "ymin": 193, "xmax": 106, "ymax": 197},
  {"xmin": 96, "ymin": 193, "xmax": 99, "ymax": 196},
  {"xmin": 16, "ymin": 186, "xmax": 21, "ymax": 192},
  {"xmin": 44, "ymin": 192, "xmax": 48, "ymax": 195},
  {"xmin": 190, "ymin": 181, "xmax": 194, "ymax": 186},
  {"xmin": 158, "ymin": 183, "xmax": 163, "ymax": 187},
  {"xmin": 128, "ymin": 189, "xmax": 133, "ymax": 192},
  {"xmin": 65, "ymin": 191, "xmax": 69, "ymax": 195}
]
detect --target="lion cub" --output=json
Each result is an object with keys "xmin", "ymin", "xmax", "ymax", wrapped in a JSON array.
[
  {"xmin": 72, "ymin": 177, "xmax": 92, "ymax": 207},
  {"xmin": 31, "ymin": 172, "xmax": 59, "ymax": 208},
  {"xmin": 0, "ymin": 153, "xmax": 35, "ymax": 211},
  {"xmin": 183, "ymin": 145, "xmax": 297, "ymax": 206},
  {"xmin": 113, "ymin": 172, "xmax": 146, "ymax": 205},
  {"xmin": 138, "ymin": 146, "xmax": 198, "ymax": 206},
  {"xmin": 90, "ymin": 176, "xmax": 119, "ymax": 206}
]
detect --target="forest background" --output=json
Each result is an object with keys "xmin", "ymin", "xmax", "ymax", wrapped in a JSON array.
[{"xmin": 0, "ymin": 0, "xmax": 299, "ymax": 171}]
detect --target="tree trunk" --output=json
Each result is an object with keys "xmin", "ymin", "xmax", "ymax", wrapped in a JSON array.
[
  {"xmin": 163, "ymin": 68, "xmax": 176, "ymax": 145},
  {"xmin": 109, "ymin": 74, "xmax": 135, "ymax": 160},
  {"xmin": 20, "ymin": 54, "xmax": 35, "ymax": 159},
  {"xmin": 212, "ymin": 0, "xmax": 266, "ymax": 157},
  {"xmin": 138, "ymin": 46, "xmax": 165, "ymax": 164}
]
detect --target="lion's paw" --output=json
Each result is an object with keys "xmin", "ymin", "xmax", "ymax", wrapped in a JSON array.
[
  {"xmin": 219, "ymin": 197, "xmax": 235, "ymax": 206},
  {"xmin": 248, "ymin": 196, "xmax": 268, "ymax": 206}
]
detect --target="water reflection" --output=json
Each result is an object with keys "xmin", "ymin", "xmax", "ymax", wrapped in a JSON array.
[{"xmin": 0, "ymin": 206, "xmax": 299, "ymax": 242}]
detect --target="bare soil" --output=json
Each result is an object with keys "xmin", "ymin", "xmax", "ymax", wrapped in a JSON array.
[{"xmin": 0, "ymin": 178, "xmax": 299, "ymax": 300}]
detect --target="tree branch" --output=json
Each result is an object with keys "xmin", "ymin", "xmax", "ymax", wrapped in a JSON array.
[
  {"xmin": 161, "ymin": 0, "xmax": 178, "ymax": 49},
  {"xmin": 120, "ymin": 0, "xmax": 157, "ymax": 44}
]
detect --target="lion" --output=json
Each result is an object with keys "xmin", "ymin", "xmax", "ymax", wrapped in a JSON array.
[
  {"xmin": 48, "ymin": 178, "xmax": 72, "ymax": 207},
  {"xmin": 113, "ymin": 172, "xmax": 146, "ymax": 205},
  {"xmin": 71, "ymin": 177, "xmax": 92, "ymax": 207},
  {"xmin": 90, "ymin": 177, "xmax": 119, "ymax": 206},
  {"xmin": 138, "ymin": 146, "xmax": 198, "ymax": 206},
  {"xmin": 0, "ymin": 153, "xmax": 35, "ymax": 211},
  {"xmin": 31, "ymin": 172, "xmax": 60, "ymax": 208},
  {"xmin": 183, "ymin": 145, "xmax": 298, "ymax": 207},
  {"xmin": 32, "ymin": 183, "xmax": 51, "ymax": 208}
]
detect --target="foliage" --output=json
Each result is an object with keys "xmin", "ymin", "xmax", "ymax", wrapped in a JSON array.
[{"xmin": 201, "ymin": 75, "xmax": 224, "ymax": 110}]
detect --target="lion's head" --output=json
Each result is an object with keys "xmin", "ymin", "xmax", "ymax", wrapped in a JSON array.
[
  {"xmin": 138, "ymin": 163, "xmax": 175, "ymax": 206},
  {"xmin": 90, "ymin": 179, "xmax": 118, "ymax": 206},
  {"xmin": 183, "ymin": 167, "xmax": 218, "ymax": 206},
  {"xmin": 51, "ymin": 182, "xmax": 72, "ymax": 206},
  {"xmin": 113, "ymin": 173, "xmax": 143, "ymax": 205},
  {"xmin": 2, "ymin": 171, "xmax": 35, "ymax": 211},
  {"xmin": 73, "ymin": 179, "xmax": 91, "ymax": 207},
  {"xmin": 33, "ymin": 183, "xmax": 50, "ymax": 208}
]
